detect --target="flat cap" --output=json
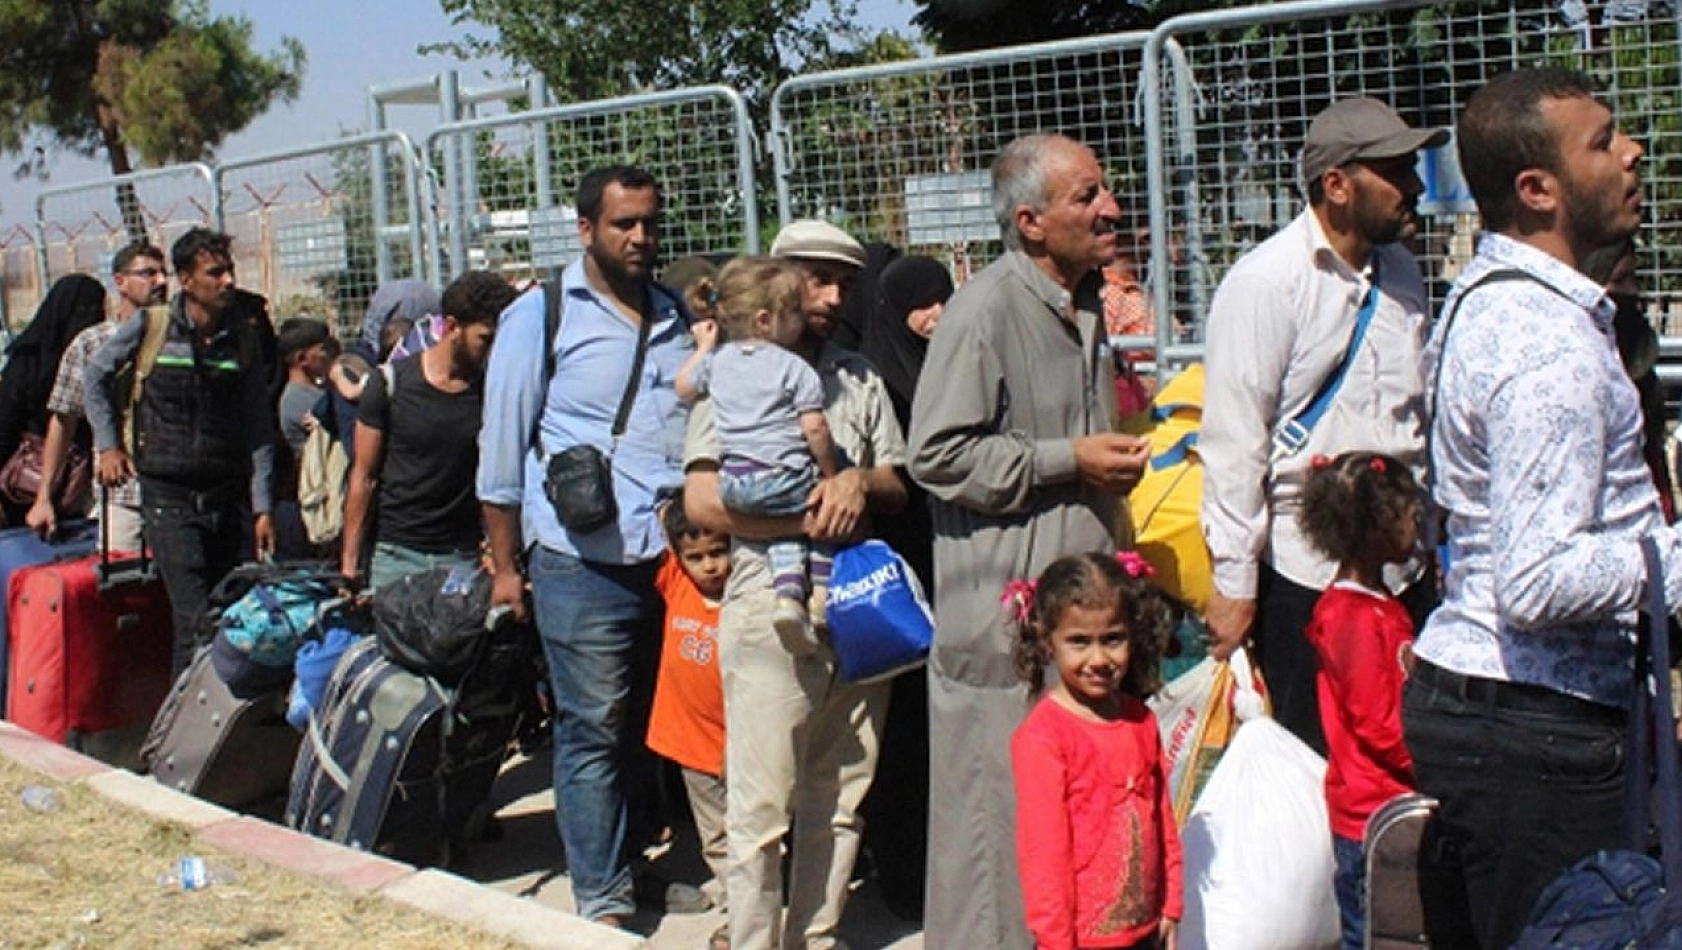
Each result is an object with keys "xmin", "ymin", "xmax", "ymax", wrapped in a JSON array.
[
  {"xmin": 770, "ymin": 219, "xmax": 866, "ymax": 268},
  {"xmin": 1300, "ymin": 98, "xmax": 1450, "ymax": 185}
]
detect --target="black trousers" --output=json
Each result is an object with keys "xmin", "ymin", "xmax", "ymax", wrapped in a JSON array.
[
  {"xmin": 1254, "ymin": 565, "xmax": 1439, "ymax": 757},
  {"xmin": 140, "ymin": 478, "xmax": 246, "ymax": 680},
  {"xmin": 1403, "ymin": 661, "xmax": 1627, "ymax": 949}
]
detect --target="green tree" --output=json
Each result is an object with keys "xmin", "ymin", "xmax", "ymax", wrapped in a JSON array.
[
  {"xmin": 432, "ymin": 0, "xmax": 866, "ymax": 110},
  {"xmin": 0, "ymin": 0, "xmax": 304, "ymax": 237}
]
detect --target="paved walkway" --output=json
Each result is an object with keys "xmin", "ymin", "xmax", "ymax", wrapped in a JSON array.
[{"xmin": 456, "ymin": 748, "xmax": 925, "ymax": 949}]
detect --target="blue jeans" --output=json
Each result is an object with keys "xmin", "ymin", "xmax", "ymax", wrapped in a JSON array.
[
  {"xmin": 1333, "ymin": 833, "xmax": 1364, "ymax": 950},
  {"xmin": 720, "ymin": 464, "xmax": 827, "ymax": 597},
  {"xmin": 529, "ymin": 546, "xmax": 662, "ymax": 919}
]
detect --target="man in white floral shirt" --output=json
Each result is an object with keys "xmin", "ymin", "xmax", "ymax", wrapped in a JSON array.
[{"xmin": 1409, "ymin": 67, "xmax": 1649, "ymax": 950}]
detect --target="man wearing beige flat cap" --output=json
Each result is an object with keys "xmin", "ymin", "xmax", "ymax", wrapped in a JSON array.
[{"xmin": 1201, "ymin": 97, "xmax": 1450, "ymax": 752}]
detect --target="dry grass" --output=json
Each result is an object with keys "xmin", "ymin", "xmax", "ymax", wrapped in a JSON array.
[{"xmin": 0, "ymin": 757, "xmax": 522, "ymax": 950}]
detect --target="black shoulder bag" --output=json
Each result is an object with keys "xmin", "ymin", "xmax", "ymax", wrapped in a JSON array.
[{"xmin": 541, "ymin": 276, "xmax": 655, "ymax": 533}]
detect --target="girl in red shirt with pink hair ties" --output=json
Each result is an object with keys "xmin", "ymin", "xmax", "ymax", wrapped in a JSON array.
[
  {"xmin": 1297, "ymin": 451, "xmax": 1422, "ymax": 950},
  {"xmin": 1008, "ymin": 551, "xmax": 1183, "ymax": 950}
]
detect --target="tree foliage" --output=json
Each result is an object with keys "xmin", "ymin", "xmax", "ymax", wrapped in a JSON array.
[
  {"xmin": 432, "ymin": 0, "xmax": 869, "ymax": 109},
  {"xmin": 0, "ymin": 0, "xmax": 303, "ymax": 234}
]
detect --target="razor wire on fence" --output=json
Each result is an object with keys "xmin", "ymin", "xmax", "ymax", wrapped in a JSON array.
[
  {"xmin": 426, "ymin": 85, "xmax": 758, "ymax": 283},
  {"xmin": 770, "ymin": 32, "xmax": 1156, "ymax": 287},
  {"xmin": 216, "ymin": 131, "xmax": 426, "ymax": 341},
  {"xmin": 1143, "ymin": 0, "xmax": 1682, "ymax": 364},
  {"xmin": 33, "ymin": 163, "xmax": 218, "ymax": 301}
]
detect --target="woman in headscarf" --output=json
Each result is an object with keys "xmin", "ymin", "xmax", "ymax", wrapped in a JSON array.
[
  {"xmin": 856, "ymin": 253, "xmax": 953, "ymax": 922},
  {"xmin": 0, "ymin": 274, "xmax": 106, "ymax": 522}
]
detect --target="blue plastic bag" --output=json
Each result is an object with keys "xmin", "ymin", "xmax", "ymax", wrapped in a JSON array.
[
  {"xmin": 286, "ymin": 626, "xmax": 363, "ymax": 730},
  {"xmin": 824, "ymin": 540, "xmax": 933, "ymax": 683}
]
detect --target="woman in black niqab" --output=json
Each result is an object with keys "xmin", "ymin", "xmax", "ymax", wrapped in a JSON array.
[{"xmin": 0, "ymin": 274, "xmax": 106, "ymax": 467}]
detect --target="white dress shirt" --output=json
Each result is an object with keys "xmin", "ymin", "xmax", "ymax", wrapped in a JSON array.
[{"xmin": 1201, "ymin": 209, "xmax": 1431, "ymax": 598}]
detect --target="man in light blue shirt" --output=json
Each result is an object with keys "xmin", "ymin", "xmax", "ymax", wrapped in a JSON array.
[
  {"xmin": 477, "ymin": 165, "xmax": 692, "ymax": 927},
  {"xmin": 1408, "ymin": 67, "xmax": 1649, "ymax": 950}
]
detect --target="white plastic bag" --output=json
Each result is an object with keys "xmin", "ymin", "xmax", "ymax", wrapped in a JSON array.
[
  {"xmin": 1176, "ymin": 682, "xmax": 1339, "ymax": 950},
  {"xmin": 1149, "ymin": 649, "xmax": 1266, "ymax": 823}
]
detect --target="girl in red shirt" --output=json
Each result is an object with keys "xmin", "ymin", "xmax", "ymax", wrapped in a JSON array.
[
  {"xmin": 1008, "ymin": 551, "xmax": 1182, "ymax": 950},
  {"xmin": 1297, "ymin": 451, "xmax": 1421, "ymax": 950}
]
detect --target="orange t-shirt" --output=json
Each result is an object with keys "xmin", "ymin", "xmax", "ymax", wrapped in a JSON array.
[{"xmin": 646, "ymin": 553, "xmax": 725, "ymax": 776}]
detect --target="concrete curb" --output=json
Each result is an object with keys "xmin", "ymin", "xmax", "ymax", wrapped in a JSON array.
[{"xmin": 0, "ymin": 721, "xmax": 648, "ymax": 950}]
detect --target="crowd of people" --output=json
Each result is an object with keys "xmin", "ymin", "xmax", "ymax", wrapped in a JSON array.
[{"xmin": 1, "ymin": 62, "xmax": 1673, "ymax": 950}]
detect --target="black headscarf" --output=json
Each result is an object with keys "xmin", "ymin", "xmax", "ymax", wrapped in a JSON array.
[
  {"xmin": 829, "ymin": 242, "xmax": 901, "ymax": 353},
  {"xmin": 860, "ymin": 256, "xmax": 954, "ymax": 430},
  {"xmin": 0, "ymin": 274, "xmax": 106, "ymax": 463}
]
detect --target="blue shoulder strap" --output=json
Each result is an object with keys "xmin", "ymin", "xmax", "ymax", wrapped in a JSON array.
[{"xmin": 1272, "ymin": 258, "xmax": 1381, "ymax": 458}]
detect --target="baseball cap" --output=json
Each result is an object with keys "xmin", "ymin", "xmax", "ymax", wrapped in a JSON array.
[
  {"xmin": 1299, "ymin": 98, "xmax": 1450, "ymax": 185},
  {"xmin": 770, "ymin": 219, "xmax": 866, "ymax": 268}
]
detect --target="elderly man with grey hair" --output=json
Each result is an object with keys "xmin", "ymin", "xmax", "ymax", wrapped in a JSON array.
[{"xmin": 908, "ymin": 133, "xmax": 1151, "ymax": 949}]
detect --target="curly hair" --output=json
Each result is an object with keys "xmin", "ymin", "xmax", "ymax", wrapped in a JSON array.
[
  {"xmin": 442, "ymin": 270, "xmax": 518, "ymax": 328},
  {"xmin": 1010, "ymin": 552, "xmax": 1174, "ymax": 703},
  {"xmin": 1297, "ymin": 451, "xmax": 1420, "ymax": 566}
]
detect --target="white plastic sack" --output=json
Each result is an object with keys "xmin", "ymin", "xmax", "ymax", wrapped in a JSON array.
[{"xmin": 1177, "ymin": 702, "xmax": 1340, "ymax": 950}]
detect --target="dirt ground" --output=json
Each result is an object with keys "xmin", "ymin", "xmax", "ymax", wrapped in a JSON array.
[{"xmin": 0, "ymin": 757, "xmax": 521, "ymax": 950}]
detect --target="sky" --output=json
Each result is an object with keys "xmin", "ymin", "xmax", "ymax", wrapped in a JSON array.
[{"xmin": 1, "ymin": 0, "xmax": 918, "ymax": 231}]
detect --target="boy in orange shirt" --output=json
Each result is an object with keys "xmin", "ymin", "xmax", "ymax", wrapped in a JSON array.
[{"xmin": 650, "ymin": 490, "xmax": 731, "ymax": 912}]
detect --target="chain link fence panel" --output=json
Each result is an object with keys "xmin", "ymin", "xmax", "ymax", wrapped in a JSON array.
[
  {"xmin": 772, "ymin": 33, "xmax": 1156, "ymax": 285},
  {"xmin": 426, "ymin": 85, "xmax": 758, "ymax": 283},
  {"xmin": 1145, "ymin": 0, "xmax": 1682, "ymax": 362},
  {"xmin": 33, "ymin": 164, "xmax": 218, "ymax": 297},
  {"xmin": 216, "ymin": 131, "xmax": 425, "ymax": 341}
]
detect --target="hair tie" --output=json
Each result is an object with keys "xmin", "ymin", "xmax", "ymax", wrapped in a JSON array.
[
  {"xmin": 1310, "ymin": 454, "xmax": 1332, "ymax": 469},
  {"xmin": 1115, "ymin": 550, "xmax": 1156, "ymax": 579},
  {"xmin": 1001, "ymin": 578, "xmax": 1038, "ymax": 623},
  {"xmin": 1369, "ymin": 457, "xmax": 1386, "ymax": 473}
]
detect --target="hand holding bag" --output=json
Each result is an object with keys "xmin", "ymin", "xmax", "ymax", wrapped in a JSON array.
[{"xmin": 1509, "ymin": 536, "xmax": 1682, "ymax": 948}]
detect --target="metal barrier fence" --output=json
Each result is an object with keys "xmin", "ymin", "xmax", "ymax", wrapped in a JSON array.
[
  {"xmin": 771, "ymin": 32, "xmax": 1155, "ymax": 283},
  {"xmin": 1, "ymin": 226, "xmax": 41, "ymax": 335},
  {"xmin": 34, "ymin": 163, "xmax": 218, "ymax": 293},
  {"xmin": 426, "ymin": 85, "xmax": 759, "ymax": 282},
  {"xmin": 215, "ymin": 130, "xmax": 426, "ymax": 340},
  {"xmin": 1143, "ymin": 0, "xmax": 1682, "ymax": 364}
]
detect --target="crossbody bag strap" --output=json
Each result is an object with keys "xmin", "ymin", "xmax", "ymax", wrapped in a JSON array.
[
  {"xmin": 1426, "ymin": 268, "xmax": 1562, "ymax": 425},
  {"xmin": 609, "ymin": 287, "xmax": 657, "ymax": 448},
  {"xmin": 1636, "ymin": 536, "xmax": 1682, "ymax": 883},
  {"xmin": 1272, "ymin": 259, "xmax": 1382, "ymax": 458},
  {"xmin": 530, "ymin": 267, "xmax": 565, "ymax": 459}
]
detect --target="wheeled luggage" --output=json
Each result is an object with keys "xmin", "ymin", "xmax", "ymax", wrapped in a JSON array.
[
  {"xmin": 0, "ymin": 519, "xmax": 96, "ymax": 713},
  {"xmin": 142, "ymin": 645, "xmax": 301, "ymax": 813},
  {"xmin": 4, "ymin": 543, "xmax": 171, "ymax": 767},
  {"xmin": 1363, "ymin": 792, "xmax": 1437, "ymax": 950},
  {"xmin": 284, "ymin": 636, "xmax": 528, "ymax": 867}
]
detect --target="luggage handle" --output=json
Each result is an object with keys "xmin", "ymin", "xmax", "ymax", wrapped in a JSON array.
[
  {"xmin": 304, "ymin": 711, "xmax": 354, "ymax": 793},
  {"xmin": 95, "ymin": 484, "xmax": 155, "ymax": 592}
]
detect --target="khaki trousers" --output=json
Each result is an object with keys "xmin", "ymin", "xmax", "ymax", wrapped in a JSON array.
[{"xmin": 720, "ymin": 585, "xmax": 889, "ymax": 950}]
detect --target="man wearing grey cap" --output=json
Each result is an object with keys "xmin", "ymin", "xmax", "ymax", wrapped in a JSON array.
[
  {"xmin": 1201, "ymin": 97, "xmax": 1449, "ymax": 753},
  {"xmin": 684, "ymin": 219, "xmax": 909, "ymax": 950}
]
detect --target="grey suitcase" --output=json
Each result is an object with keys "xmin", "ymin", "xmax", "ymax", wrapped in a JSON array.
[
  {"xmin": 1363, "ymin": 791, "xmax": 1438, "ymax": 950},
  {"xmin": 142, "ymin": 645, "xmax": 301, "ymax": 812}
]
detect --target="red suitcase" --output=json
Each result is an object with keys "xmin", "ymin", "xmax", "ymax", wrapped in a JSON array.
[{"xmin": 5, "ymin": 547, "xmax": 172, "ymax": 767}]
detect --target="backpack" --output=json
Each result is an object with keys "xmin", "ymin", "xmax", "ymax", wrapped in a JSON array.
[
  {"xmin": 297, "ymin": 422, "xmax": 349, "ymax": 544},
  {"xmin": 1121, "ymin": 364, "xmax": 1211, "ymax": 614}
]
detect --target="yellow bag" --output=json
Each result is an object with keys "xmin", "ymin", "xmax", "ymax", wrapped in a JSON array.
[{"xmin": 1121, "ymin": 364, "xmax": 1211, "ymax": 614}]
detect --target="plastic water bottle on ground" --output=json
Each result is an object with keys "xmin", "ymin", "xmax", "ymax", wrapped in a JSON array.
[
  {"xmin": 158, "ymin": 856, "xmax": 237, "ymax": 891},
  {"xmin": 20, "ymin": 784, "xmax": 62, "ymax": 814}
]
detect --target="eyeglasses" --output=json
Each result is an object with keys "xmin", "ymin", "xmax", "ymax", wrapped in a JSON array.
[{"xmin": 120, "ymin": 267, "xmax": 166, "ymax": 279}]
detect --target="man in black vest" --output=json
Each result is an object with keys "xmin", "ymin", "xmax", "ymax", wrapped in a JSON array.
[{"xmin": 85, "ymin": 228, "xmax": 276, "ymax": 678}]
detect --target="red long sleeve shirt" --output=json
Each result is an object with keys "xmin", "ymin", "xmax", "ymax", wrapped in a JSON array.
[
  {"xmin": 1012, "ymin": 694, "xmax": 1184, "ymax": 950},
  {"xmin": 1304, "ymin": 580, "xmax": 1417, "ymax": 841}
]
